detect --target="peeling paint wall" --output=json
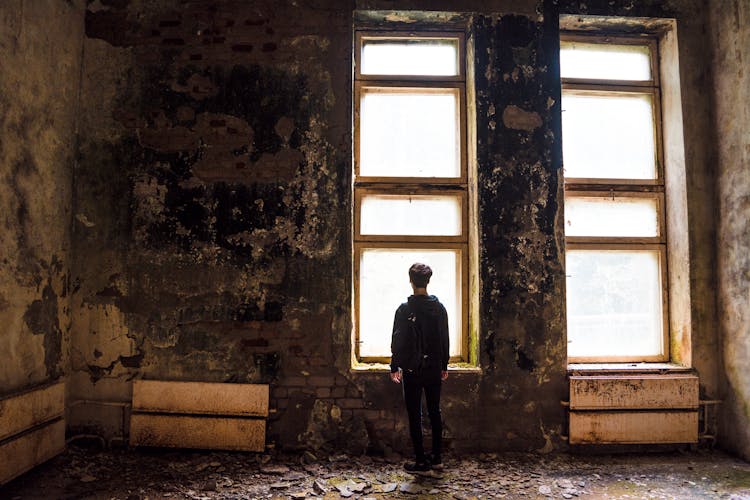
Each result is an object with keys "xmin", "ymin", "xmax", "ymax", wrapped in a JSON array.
[
  {"xmin": 69, "ymin": 0, "xmax": 353, "ymax": 440},
  {"xmin": 69, "ymin": 0, "xmax": 725, "ymax": 452},
  {"xmin": 1, "ymin": 0, "xmax": 732, "ymax": 455},
  {"xmin": 0, "ymin": 0, "xmax": 84, "ymax": 396},
  {"xmin": 710, "ymin": 0, "xmax": 750, "ymax": 461}
]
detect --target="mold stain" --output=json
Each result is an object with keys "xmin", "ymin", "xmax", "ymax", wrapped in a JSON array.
[{"xmin": 23, "ymin": 283, "xmax": 63, "ymax": 378}]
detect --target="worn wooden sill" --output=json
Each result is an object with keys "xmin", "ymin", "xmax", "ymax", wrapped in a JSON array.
[{"xmin": 568, "ymin": 362, "xmax": 693, "ymax": 375}]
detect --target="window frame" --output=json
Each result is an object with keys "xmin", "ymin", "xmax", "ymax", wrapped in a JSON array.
[
  {"xmin": 355, "ymin": 187, "xmax": 469, "ymax": 243},
  {"xmin": 353, "ymin": 81, "xmax": 468, "ymax": 185},
  {"xmin": 353, "ymin": 30, "xmax": 469, "ymax": 364},
  {"xmin": 562, "ymin": 32, "xmax": 670, "ymax": 363},
  {"xmin": 355, "ymin": 31, "xmax": 467, "ymax": 82}
]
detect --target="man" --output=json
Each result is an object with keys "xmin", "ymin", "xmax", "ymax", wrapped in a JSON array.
[{"xmin": 390, "ymin": 263, "xmax": 449, "ymax": 473}]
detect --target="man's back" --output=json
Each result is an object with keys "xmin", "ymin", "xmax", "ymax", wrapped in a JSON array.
[{"xmin": 391, "ymin": 294, "xmax": 449, "ymax": 376}]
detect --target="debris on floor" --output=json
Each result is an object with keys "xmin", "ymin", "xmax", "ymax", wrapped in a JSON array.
[{"xmin": 2, "ymin": 445, "xmax": 749, "ymax": 499}]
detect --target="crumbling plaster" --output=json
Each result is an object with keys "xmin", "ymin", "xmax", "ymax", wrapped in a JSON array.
[{"xmin": 0, "ymin": 0, "xmax": 85, "ymax": 395}]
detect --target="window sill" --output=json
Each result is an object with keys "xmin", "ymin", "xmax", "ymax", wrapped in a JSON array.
[
  {"xmin": 351, "ymin": 362, "xmax": 481, "ymax": 374},
  {"xmin": 568, "ymin": 362, "xmax": 694, "ymax": 375}
]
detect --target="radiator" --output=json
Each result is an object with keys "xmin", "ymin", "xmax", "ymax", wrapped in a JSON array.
[
  {"xmin": 568, "ymin": 373, "xmax": 699, "ymax": 444},
  {"xmin": 129, "ymin": 380, "xmax": 268, "ymax": 452},
  {"xmin": 0, "ymin": 381, "xmax": 66, "ymax": 485}
]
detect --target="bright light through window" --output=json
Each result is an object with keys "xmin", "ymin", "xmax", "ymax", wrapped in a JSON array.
[
  {"xmin": 560, "ymin": 41, "xmax": 651, "ymax": 81},
  {"xmin": 561, "ymin": 36, "xmax": 668, "ymax": 363},
  {"xmin": 565, "ymin": 196, "xmax": 659, "ymax": 237},
  {"xmin": 360, "ymin": 194, "xmax": 462, "ymax": 236},
  {"xmin": 562, "ymin": 93, "xmax": 656, "ymax": 179},
  {"xmin": 360, "ymin": 90, "xmax": 459, "ymax": 178},
  {"xmin": 566, "ymin": 250, "xmax": 664, "ymax": 358},
  {"xmin": 358, "ymin": 248, "xmax": 461, "ymax": 358},
  {"xmin": 354, "ymin": 31, "xmax": 468, "ymax": 364},
  {"xmin": 361, "ymin": 39, "xmax": 458, "ymax": 76}
]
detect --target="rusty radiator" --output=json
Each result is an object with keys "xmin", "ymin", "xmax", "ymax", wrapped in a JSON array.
[
  {"xmin": 568, "ymin": 373, "xmax": 699, "ymax": 445},
  {"xmin": 129, "ymin": 380, "xmax": 269, "ymax": 452},
  {"xmin": 0, "ymin": 381, "xmax": 66, "ymax": 485}
]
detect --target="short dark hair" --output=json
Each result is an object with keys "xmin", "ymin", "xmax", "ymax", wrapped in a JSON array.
[{"xmin": 409, "ymin": 263, "xmax": 433, "ymax": 288}]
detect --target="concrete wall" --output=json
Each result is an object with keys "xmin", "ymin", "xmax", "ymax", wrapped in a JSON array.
[
  {"xmin": 0, "ymin": 1, "xmax": 84, "ymax": 396},
  {"xmin": 710, "ymin": 0, "xmax": 750, "ymax": 461}
]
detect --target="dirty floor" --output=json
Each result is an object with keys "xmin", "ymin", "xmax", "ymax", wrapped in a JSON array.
[{"xmin": 2, "ymin": 445, "xmax": 750, "ymax": 499}]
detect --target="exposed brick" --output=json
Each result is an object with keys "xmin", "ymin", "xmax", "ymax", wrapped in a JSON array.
[
  {"xmin": 231, "ymin": 44, "xmax": 253, "ymax": 52},
  {"xmin": 373, "ymin": 420, "xmax": 396, "ymax": 432},
  {"xmin": 339, "ymin": 409, "xmax": 354, "ymax": 419},
  {"xmin": 308, "ymin": 376, "xmax": 335, "ymax": 387},
  {"xmin": 331, "ymin": 387, "xmax": 346, "ymax": 398},
  {"xmin": 316, "ymin": 387, "xmax": 331, "ymax": 398},
  {"xmin": 337, "ymin": 398, "xmax": 364, "ymax": 409},
  {"xmin": 272, "ymin": 387, "xmax": 288, "ymax": 398},
  {"xmin": 284, "ymin": 376, "xmax": 307, "ymax": 386},
  {"xmin": 346, "ymin": 386, "xmax": 362, "ymax": 398},
  {"xmin": 360, "ymin": 409, "xmax": 381, "ymax": 421}
]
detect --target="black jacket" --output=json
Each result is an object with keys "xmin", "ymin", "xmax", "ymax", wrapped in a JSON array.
[{"xmin": 390, "ymin": 294, "xmax": 450, "ymax": 374}]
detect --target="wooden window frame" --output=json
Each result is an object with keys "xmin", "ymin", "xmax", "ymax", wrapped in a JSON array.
[
  {"xmin": 564, "ymin": 190, "xmax": 666, "ymax": 246},
  {"xmin": 562, "ymin": 33, "xmax": 670, "ymax": 363},
  {"xmin": 353, "ymin": 30, "xmax": 469, "ymax": 364}
]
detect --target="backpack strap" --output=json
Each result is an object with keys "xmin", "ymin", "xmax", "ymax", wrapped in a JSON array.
[{"xmin": 405, "ymin": 303, "xmax": 426, "ymax": 372}]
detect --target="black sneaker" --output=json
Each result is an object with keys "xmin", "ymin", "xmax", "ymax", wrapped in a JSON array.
[
  {"xmin": 430, "ymin": 455, "xmax": 444, "ymax": 470},
  {"xmin": 404, "ymin": 458, "xmax": 432, "ymax": 475}
]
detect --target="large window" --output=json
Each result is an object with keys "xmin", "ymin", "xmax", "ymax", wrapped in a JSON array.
[
  {"xmin": 561, "ymin": 35, "xmax": 669, "ymax": 362},
  {"xmin": 353, "ymin": 32, "xmax": 468, "ymax": 363}
]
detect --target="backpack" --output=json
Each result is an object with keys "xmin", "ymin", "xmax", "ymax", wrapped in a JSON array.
[{"xmin": 395, "ymin": 306, "xmax": 426, "ymax": 373}]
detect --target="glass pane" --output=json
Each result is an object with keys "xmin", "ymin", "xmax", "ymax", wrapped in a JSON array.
[
  {"xmin": 566, "ymin": 250, "xmax": 664, "ymax": 358},
  {"xmin": 362, "ymin": 39, "xmax": 458, "ymax": 76},
  {"xmin": 565, "ymin": 196, "xmax": 659, "ymax": 237},
  {"xmin": 359, "ymin": 90, "xmax": 459, "ymax": 178},
  {"xmin": 560, "ymin": 41, "xmax": 651, "ymax": 81},
  {"xmin": 360, "ymin": 194, "xmax": 461, "ymax": 236},
  {"xmin": 562, "ymin": 93, "xmax": 656, "ymax": 179},
  {"xmin": 359, "ymin": 248, "xmax": 461, "ymax": 358}
]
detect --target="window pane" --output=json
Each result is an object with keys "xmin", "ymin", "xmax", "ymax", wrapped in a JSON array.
[
  {"xmin": 560, "ymin": 41, "xmax": 651, "ymax": 81},
  {"xmin": 360, "ymin": 194, "xmax": 461, "ymax": 236},
  {"xmin": 362, "ymin": 39, "xmax": 458, "ymax": 76},
  {"xmin": 562, "ymin": 93, "xmax": 656, "ymax": 179},
  {"xmin": 565, "ymin": 196, "xmax": 659, "ymax": 237},
  {"xmin": 359, "ymin": 248, "xmax": 461, "ymax": 358},
  {"xmin": 359, "ymin": 90, "xmax": 459, "ymax": 178},
  {"xmin": 566, "ymin": 250, "xmax": 664, "ymax": 358}
]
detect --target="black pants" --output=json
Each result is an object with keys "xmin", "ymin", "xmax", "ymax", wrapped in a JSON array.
[{"xmin": 402, "ymin": 371, "xmax": 442, "ymax": 461}]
